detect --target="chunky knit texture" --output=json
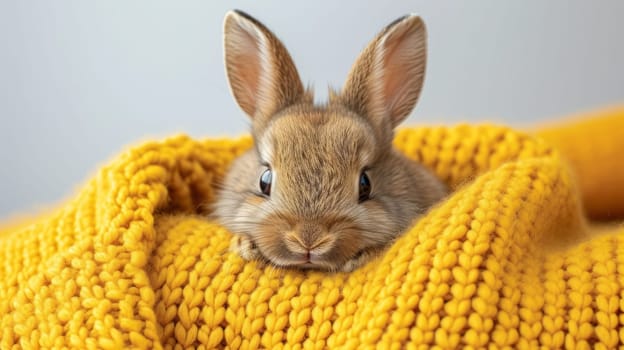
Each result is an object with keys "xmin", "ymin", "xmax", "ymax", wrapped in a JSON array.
[{"xmin": 1, "ymin": 108, "xmax": 624, "ymax": 349}]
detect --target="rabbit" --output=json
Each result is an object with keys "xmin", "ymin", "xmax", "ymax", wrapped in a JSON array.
[{"xmin": 213, "ymin": 10, "xmax": 447, "ymax": 272}]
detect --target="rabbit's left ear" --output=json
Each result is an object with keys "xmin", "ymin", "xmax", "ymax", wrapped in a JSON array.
[
  {"xmin": 340, "ymin": 15, "xmax": 427, "ymax": 131},
  {"xmin": 223, "ymin": 10, "xmax": 305, "ymax": 129}
]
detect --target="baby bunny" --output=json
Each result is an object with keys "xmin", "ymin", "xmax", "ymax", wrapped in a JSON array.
[{"xmin": 213, "ymin": 10, "xmax": 447, "ymax": 272}]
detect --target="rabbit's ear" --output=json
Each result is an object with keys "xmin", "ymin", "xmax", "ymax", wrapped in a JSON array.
[
  {"xmin": 341, "ymin": 15, "xmax": 427, "ymax": 131},
  {"xmin": 224, "ymin": 10, "xmax": 305, "ymax": 126}
]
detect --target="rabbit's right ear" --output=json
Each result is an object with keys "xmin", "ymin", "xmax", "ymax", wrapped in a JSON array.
[{"xmin": 224, "ymin": 10, "xmax": 305, "ymax": 129}]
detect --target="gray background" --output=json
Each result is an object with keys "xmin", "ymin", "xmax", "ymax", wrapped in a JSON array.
[{"xmin": 1, "ymin": 1, "xmax": 623, "ymax": 219}]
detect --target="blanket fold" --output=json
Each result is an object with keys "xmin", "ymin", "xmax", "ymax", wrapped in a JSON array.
[{"xmin": 1, "ymin": 107, "xmax": 624, "ymax": 349}]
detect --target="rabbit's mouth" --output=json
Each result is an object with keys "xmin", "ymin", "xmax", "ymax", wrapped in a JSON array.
[
  {"xmin": 244, "ymin": 235, "xmax": 377, "ymax": 272},
  {"xmin": 248, "ymin": 239, "xmax": 337, "ymax": 271}
]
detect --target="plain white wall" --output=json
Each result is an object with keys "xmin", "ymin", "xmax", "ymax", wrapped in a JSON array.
[{"xmin": 1, "ymin": 1, "xmax": 623, "ymax": 218}]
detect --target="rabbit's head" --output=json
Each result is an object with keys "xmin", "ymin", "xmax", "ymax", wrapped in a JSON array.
[{"xmin": 214, "ymin": 10, "xmax": 446, "ymax": 271}]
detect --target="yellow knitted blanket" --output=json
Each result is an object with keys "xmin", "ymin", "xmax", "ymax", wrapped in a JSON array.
[{"xmin": 2, "ymin": 108, "xmax": 624, "ymax": 349}]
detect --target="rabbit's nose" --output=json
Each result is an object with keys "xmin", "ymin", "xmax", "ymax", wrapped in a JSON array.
[
  {"xmin": 298, "ymin": 222, "xmax": 324, "ymax": 246},
  {"xmin": 284, "ymin": 227, "xmax": 334, "ymax": 257},
  {"xmin": 286, "ymin": 232, "xmax": 315, "ymax": 251},
  {"xmin": 299, "ymin": 233, "xmax": 335, "ymax": 255}
]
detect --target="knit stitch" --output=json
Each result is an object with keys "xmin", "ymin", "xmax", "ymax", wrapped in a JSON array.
[{"xmin": 1, "ymin": 108, "xmax": 624, "ymax": 349}]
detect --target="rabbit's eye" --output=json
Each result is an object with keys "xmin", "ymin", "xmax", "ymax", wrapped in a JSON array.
[
  {"xmin": 259, "ymin": 169, "xmax": 272, "ymax": 196},
  {"xmin": 358, "ymin": 171, "xmax": 371, "ymax": 202}
]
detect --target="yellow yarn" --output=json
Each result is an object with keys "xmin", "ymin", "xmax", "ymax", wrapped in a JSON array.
[
  {"xmin": 2, "ymin": 109, "xmax": 624, "ymax": 349},
  {"xmin": 535, "ymin": 106, "xmax": 624, "ymax": 220}
]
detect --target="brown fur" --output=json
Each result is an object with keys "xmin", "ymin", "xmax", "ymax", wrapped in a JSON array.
[{"xmin": 214, "ymin": 10, "xmax": 447, "ymax": 272}]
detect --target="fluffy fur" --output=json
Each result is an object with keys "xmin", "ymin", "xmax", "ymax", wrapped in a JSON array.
[{"xmin": 214, "ymin": 10, "xmax": 447, "ymax": 272}]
